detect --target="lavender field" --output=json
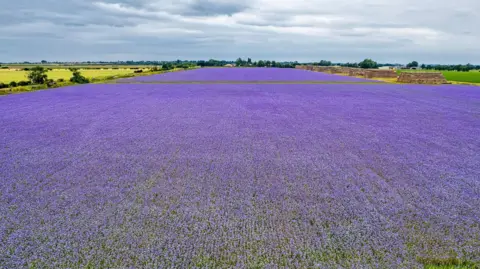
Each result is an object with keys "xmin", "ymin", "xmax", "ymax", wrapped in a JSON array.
[
  {"xmin": 1, "ymin": 81, "xmax": 479, "ymax": 268},
  {"xmin": 118, "ymin": 67, "xmax": 377, "ymax": 83}
]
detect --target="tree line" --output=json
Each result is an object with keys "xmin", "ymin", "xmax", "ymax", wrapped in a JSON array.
[
  {"xmin": 194, "ymin": 58, "xmax": 298, "ymax": 68},
  {"xmin": 311, "ymin": 59, "xmax": 379, "ymax": 69},
  {"xmin": 309, "ymin": 59, "xmax": 480, "ymax": 71}
]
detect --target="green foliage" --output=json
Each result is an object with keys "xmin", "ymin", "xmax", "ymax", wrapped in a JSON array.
[
  {"xmin": 359, "ymin": 58, "xmax": 378, "ymax": 69},
  {"xmin": 235, "ymin": 57, "xmax": 246, "ymax": 67},
  {"xmin": 27, "ymin": 66, "xmax": 49, "ymax": 84},
  {"xmin": 317, "ymin": 60, "xmax": 332, "ymax": 66},
  {"xmin": 423, "ymin": 64, "xmax": 476, "ymax": 72},
  {"xmin": 9, "ymin": 81, "xmax": 17, "ymax": 87},
  {"xmin": 46, "ymin": 79, "xmax": 56, "ymax": 87},
  {"xmin": 17, "ymin": 80, "xmax": 31, "ymax": 86},
  {"xmin": 162, "ymin": 63, "xmax": 174, "ymax": 71},
  {"xmin": 69, "ymin": 68, "xmax": 89, "ymax": 84},
  {"xmin": 0, "ymin": 82, "xmax": 7, "ymax": 89},
  {"xmin": 407, "ymin": 61, "xmax": 419, "ymax": 68}
]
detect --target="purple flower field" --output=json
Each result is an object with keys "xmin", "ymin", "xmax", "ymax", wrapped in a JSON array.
[
  {"xmin": 118, "ymin": 67, "xmax": 377, "ymax": 83},
  {"xmin": 1, "ymin": 83, "xmax": 479, "ymax": 268}
]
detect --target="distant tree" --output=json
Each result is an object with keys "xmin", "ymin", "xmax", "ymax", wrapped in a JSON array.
[
  {"xmin": 162, "ymin": 63, "xmax": 174, "ymax": 70},
  {"xmin": 27, "ymin": 66, "xmax": 48, "ymax": 84},
  {"xmin": 41, "ymin": 60, "xmax": 48, "ymax": 64},
  {"xmin": 257, "ymin": 60, "xmax": 266, "ymax": 67},
  {"xmin": 271, "ymin": 60, "xmax": 276, "ymax": 67},
  {"xmin": 69, "ymin": 68, "xmax": 89, "ymax": 84},
  {"xmin": 235, "ymin": 58, "xmax": 246, "ymax": 67},
  {"xmin": 9, "ymin": 81, "xmax": 17, "ymax": 87},
  {"xmin": 265, "ymin": 60, "xmax": 271, "ymax": 67},
  {"xmin": 406, "ymin": 61, "xmax": 419, "ymax": 68},
  {"xmin": 318, "ymin": 60, "xmax": 332, "ymax": 66},
  {"xmin": 247, "ymin": 58, "xmax": 252, "ymax": 65},
  {"xmin": 358, "ymin": 59, "xmax": 377, "ymax": 69},
  {"xmin": 420, "ymin": 64, "xmax": 426, "ymax": 69}
]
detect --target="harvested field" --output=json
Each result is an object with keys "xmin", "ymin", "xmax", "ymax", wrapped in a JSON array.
[
  {"xmin": 349, "ymin": 68, "xmax": 366, "ymax": 76},
  {"xmin": 365, "ymin": 69, "xmax": 398, "ymax": 78},
  {"xmin": 1, "ymin": 80, "xmax": 479, "ymax": 268},
  {"xmin": 398, "ymin": 70, "xmax": 480, "ymax": 84},
  {"xmin": 397, "ymin": 72, "xmax": 448, "ymax": 84}
]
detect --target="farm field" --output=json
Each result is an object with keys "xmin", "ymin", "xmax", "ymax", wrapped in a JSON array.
[
  {"xmin": 0, "ymin": 69, "xmax": 137, "ymax": 83},
  {"xmin": 398, "ymin": 69, "xmax": 480, "ymax": 83},
  {"xmin": 0, "ymin": 68, "xmax": 479, "ymax": 268},
  {"xmin": 118, "ymin": 67, "xmax": 378, "ymax": 82}
]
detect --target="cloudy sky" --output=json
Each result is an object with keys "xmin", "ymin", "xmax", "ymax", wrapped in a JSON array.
[{"xmin": 1, "ymin": 0, "xmax": 479, "ymax": 64}]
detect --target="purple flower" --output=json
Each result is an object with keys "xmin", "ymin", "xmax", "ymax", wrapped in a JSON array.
[{"xmin": 0, "ymin": 81, "xmax": 479, "ymax": 268}]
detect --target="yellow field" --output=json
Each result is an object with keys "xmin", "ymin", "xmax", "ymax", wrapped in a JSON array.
[{"xmin": 0, "ymin": 69, "xmax": 138, "ymax": 83}]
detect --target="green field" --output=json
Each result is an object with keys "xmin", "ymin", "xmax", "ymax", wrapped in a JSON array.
[
  {"xmin": 0, "ymin": 69, "xmax": 139, "ymax": 83},
  {"xmin": 398, "ymin": 70, "xmax": 480, "ymax": 83}
]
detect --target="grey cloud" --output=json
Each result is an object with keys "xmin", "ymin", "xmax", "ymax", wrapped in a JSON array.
[
  {"xmin": 183, "ymin": 0, "xmax": 251, "ymax": 16},
  {"xmin": 0, "ymin": 0, "xmax": 479, "ymax": 63}
]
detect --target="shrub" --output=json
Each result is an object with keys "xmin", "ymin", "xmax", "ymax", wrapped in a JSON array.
[
  {"xmin": 23, "ymin": 68, "xmax": 30, "ymax": 71},
  {"xmin": 1, "ymin": 66, "xmax": 8, "ymax": 69},
  {"xmin": 46, "ymin": 79, "xmax": 56, "ymax": 87},
  {"xmin": 0, "ymin": 82, "xmax": 8, "ymax": 89},
  {"xmin": 134, "ymin": 70, "xmax": 143, "ymax": 73},
  {"xmin": 69, "ymin": 68, "xmax": 89, "ymax": 84},
  {"xmin": 9, "ymin": 81, "xmax": 17, "ymax": 87},
  {"xmin": 57, "ymin": 78, "xmax": 65, "ymax": 83},
  {"xmin": 18, "ymin": 81, "xmax": 31, "ymax": 86},
  {"xmin": 27, "ymin": 66, "xmax": 49, "ymax": 84}
]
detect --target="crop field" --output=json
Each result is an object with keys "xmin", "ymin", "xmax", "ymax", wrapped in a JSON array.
[
  {"xmin": 0, "ymin": 68, "xmax": 479, "ymax": 268},
  {"xmin": 0, "ymin": 69, "xmax": 137, "ymax": 83},
  {"xmin": 398, "ymin": 70, "xmax": 480, "ymax": 83},
  {"xmin": 118, "ymin": 67, "xmax": 378, "ymax": 83}
]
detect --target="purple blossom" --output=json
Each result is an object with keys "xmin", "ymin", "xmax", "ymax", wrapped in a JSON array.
[
  {"xmin": 118, "ymin": 67, "xmax": 378, "ymax": 82},
  {"xmin": 0, "ymin": 81, "xmax": 479, "ymax": 268}
]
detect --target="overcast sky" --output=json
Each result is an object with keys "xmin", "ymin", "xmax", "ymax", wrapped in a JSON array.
[{"xmin": 1, "ymin": 0, "xmax": 479, "ymax": 64}]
